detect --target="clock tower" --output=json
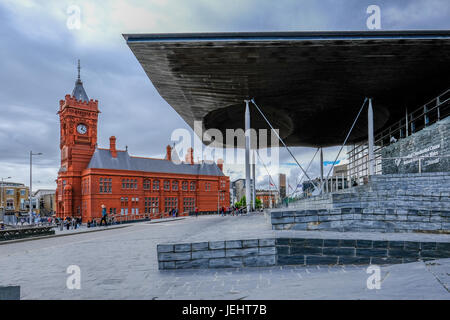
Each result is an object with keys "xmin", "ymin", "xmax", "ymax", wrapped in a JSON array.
[{"xmin": 56, "ymin": 61, "xmax": 100, "ymax": 218}]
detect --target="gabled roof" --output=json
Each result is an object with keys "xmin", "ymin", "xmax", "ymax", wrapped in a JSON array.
[{"xmin": 87, "ymin": 148, "xmax": 224, "ymax": 176}]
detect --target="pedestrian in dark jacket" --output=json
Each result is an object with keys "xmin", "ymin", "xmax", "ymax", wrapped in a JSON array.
[{"xmin": 100, "ymin": 204, "xmax": 108, "ymax": 226}]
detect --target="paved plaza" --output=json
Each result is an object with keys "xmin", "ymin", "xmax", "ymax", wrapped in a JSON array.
[{"xmin": 0, "ymin": 214, "xmax": 449, "ymax": 299}]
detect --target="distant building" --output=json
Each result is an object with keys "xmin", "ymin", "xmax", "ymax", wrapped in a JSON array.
[
  {"xmin": 333, "ymin": 163, "xmax": 348, "ymax": 177},
  {"xmin": 279, "ymin": 173, "xmax": 286, "ymax": 199},
  {"xmin": 256, "ymin": 190, "xmax": 279, "ymax": 208},
  {"xmin": 231, "ymin": 178, "xmax": 254, "ymax": 204},
  {"xmin": 0, "ymin": 182, "xmax": 30, "ymax": 222},
  {"xmin": 33, "ymin": 189, "xmax": 56, "ymax": 216}
]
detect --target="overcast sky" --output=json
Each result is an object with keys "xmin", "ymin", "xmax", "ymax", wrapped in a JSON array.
[{"xmin": 0, "ymin": 0, "xmax": 449, "ymax": 192}]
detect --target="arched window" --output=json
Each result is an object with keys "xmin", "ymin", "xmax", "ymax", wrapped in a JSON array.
[
  {"xmin": 172, "ymin": 181, "xmax": 178, "ymax": 191},
  {"xmin": 190, "ymin": 181, "xmax": 196, "ymax": 191},
  {"xmin": 153, "ymin": 180, "xmax": 160, "ymax": 190},
  {"xmin": 143, "ymin": 179, "xmax": 151, "ymax": 190}
]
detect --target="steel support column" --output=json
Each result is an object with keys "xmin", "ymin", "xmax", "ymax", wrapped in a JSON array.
[
  {"xmin": 252, "ymin": 150, "xmax": 256, "ymax": 211},
  {"xmin": 244, "ymin": 100, "xmax": 251, "ymax": 213},
  {"xmin": 320, "ymin": 147, "xmax": 324, "ymax": 190},
  {"xmin": 368, "ymin": 98, "xmax": 375, "ymax": 176}
]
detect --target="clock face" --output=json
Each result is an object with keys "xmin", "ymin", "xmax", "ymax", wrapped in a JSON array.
[{"xmin": 77, "ymin": 124, "xmax": 87, "ymax": 135}]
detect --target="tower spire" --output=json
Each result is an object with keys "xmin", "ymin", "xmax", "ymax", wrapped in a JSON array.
[
  {"xmin": 71, "ymin": 59, "xmax": 89, "ymax": 102},
  {"xmin": 77, "ymin": 59, "xmax": 81, "ymax": 81}
]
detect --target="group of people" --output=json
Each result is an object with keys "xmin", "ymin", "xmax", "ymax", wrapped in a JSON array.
[
  {"xmin": 2, "ymin": 214, "xmax": 55, "ymax": 226},
  {"xmin": 56, "ymin": 216, "xmax": 82, "ymax": 231}
]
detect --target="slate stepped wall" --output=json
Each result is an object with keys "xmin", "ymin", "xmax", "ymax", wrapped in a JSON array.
[
  {"xmin": 288, "ymin": 172, "xmax": 450, "ymax": 213},
  {"xmin": 271, "ymin": 208, "xmax": 449, "ymax": 233},
  {"xmin": 157, "ymin": 237, "xmax": 450, "ymax": 270}
]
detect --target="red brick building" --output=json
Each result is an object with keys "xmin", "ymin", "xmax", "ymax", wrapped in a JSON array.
[{"xmin": 56, "ymin": 69, "xmax": 229, "ymax": 222}]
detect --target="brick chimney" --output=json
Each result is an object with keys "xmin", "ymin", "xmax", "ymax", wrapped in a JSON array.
[
  {"xmin": 110, "ymin": 136, "xmax": 117, "ymax": 158},
  {"xmin": 217, "ymin": 158, "xmax": 224, "ymax": 171},
  {"xmin": 166, "ymin": 145, "xmax": 172, "ymax": 161},
  {"xmin": 185, "ymin": 147, "xmax": 194, "ymax": 165}
]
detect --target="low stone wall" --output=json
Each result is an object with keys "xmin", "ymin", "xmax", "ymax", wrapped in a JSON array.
[
  {"xmin": 0, "ymin": 226, "xmax": 55, "ymax": 242},
  {"xmin": 276, "ymin": 237, "xmax": 450, "ymax": 265},
  {"xmin": 271, "ymin": 208, "xmax": 450, "ymax": 233},
  {"xmin": 157, "ymin": 239, "xmax": 277, "ymax": 270},
  {"xmin": 157, "ymin": 237, "xmax": 450, "ymax": 269}
]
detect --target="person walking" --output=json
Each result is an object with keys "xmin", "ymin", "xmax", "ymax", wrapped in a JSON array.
[
  {"xmin": 100, "ymin": 204, "xmax": 108, "ymax": 226},
  {"xmin": 195, "ymin": 207, "xmax": 199, "ymax": 218}
]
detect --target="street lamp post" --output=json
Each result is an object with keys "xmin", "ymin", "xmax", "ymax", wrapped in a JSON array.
[
  {"xmin": 29, "ymin": 151, "xmax": 43, "ymax": 225},
  {"xmin": 1, "ymin": 176, "xmax": 12, "ymax": 223}
]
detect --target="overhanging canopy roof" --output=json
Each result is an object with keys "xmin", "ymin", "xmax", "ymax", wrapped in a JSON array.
[{"xmin": 124, "ymin": 30, "xmax": 450, "ymax": 147}]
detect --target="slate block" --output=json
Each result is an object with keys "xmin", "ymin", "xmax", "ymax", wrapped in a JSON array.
[
  {"xmin": 276, "ymin": 246, "xmax": 290, "ymax": 255},
  {"xmin": 277, "ymin": 254, "xmax": 305, "ymax": 265},
  {"xmin": 356, "ymin": 248, "xmax": 387, "ymax": 257},
  {"xmin": 192, "ymin": 242, "xmax": 209, "ymax": 251},
  {"xmin": 158, "ymin": 252, "xmax": 191, "ymax": 262},
  {"xmin": 323, "ymin": 239, "xmax": 340, "ymax": 247},
  {"xmin": 225, "ymin": 240, "xmax": 242, "ymax": 249},
  {"xmin": 157, "ymin": 244, "xmax": 174, "ymax": 253},
  {"xmin": 323, "ymin": 247, "xmax": 355, "ymax": 256},
  {"xmin": 174, "ymin": 243, "xmax": 191, "ymax": 252},
  {"xmin": 209, "ymin": 241, "xmax": 225, "ymax": 250},
  {"xmin": 275, "ymin": 238, "xmax": 290, "ymax": 245},
  {"xmin": 242, "ymin": 239, "xmax": 259, "ymax": 248},
  {"xmin": 303, "ymin": 239, "xmax": 324, "ymax": 247},
  {"xmin": 291, "ymin": 246, "xmax": 323, "ymax": 255},
  {"xmin": 259, "ymin": 239, "xmax": 275, "ymax": 247},
  {"xmin": 226, "ymin": 247, "xmax": 259, "ymax": 257},
  {"xmin": 192, "ymin": 249, "xmax": 225, "ymax": 259},
  {"xmin": 372, "ymin": 241, "xmax": 388, "ymax": 248},
  {"xmin": 259, "ymin": 246, "xmax": 276, "ymax": 255},
  {"xmin": 209, "ymin": 257, "xmax": 243, "ymax": 268},
  {"xmin": 356, "ymin": 240, "xmax": 373, "ymax": 248},
  {"xmin": 339, "ymin": 239, "xmax": 357, "ymax": 247},
  {"xmin": 388, "ymin": 249, "xmax": 419, "ymax": 258},
  {"xmin": 338, "ymin": 257, "xmax": 370, "ymax": 265},
  {"xmin": 243, "ymin": 255, "xmax": 276, "ymax": 267},
  {"xmin": 306, "ymin": 255, "xmax": 338, "ymax": 265}
]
